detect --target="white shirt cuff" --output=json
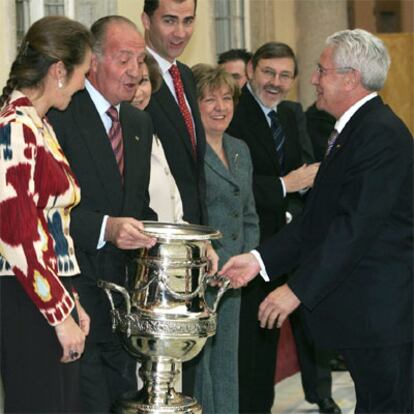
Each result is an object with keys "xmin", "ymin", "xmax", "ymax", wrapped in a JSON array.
[
  {"xmin": 250, "ymin": 250, "xmax": 270, "ymax": 282},
  {"xmin": 97, "ymin": 215, "xmax": 108, "ymax": 249},
  {"xmin": 279, "ymin": 177, "xmax": 286, "ymax": 198}
]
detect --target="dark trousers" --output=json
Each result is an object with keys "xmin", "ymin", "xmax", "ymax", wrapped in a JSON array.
[
  {"xmin": 290, "ymin": 309, "xmax": 333, "ymax": 403},
  {"xmin": 79, "ymin": 335, "xmax": 137, "ymax": 413},
  {"xmin": 342, "ymin": 342, "xmax": 413, "ymax": 413},
  {"xmin": 239, "ymin": 277, "xmax": 280, "ymax": 413},
  {"xmin": 0, "ymin": 277, "xmax": 80, "ymax": 413}
]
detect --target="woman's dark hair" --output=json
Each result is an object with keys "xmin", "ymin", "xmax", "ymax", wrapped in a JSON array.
[
  {"xmin": 0, "ymin": 16, "xmax": 93, "ymax": 107},
  {"xmin": 144, "ymin": 53, "xmax": 162, "ymax": 93}
]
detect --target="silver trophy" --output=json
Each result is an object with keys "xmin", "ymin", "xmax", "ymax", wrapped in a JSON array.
[{"xmin": 98, "ymin": 222, "xmax": 229, "ymax": 413}]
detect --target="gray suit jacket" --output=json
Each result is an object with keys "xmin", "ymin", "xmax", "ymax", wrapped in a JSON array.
[
  {"xmin": 194, "ymin": 133, "xmax": 259, "ymax": 414},
  {"xmin": 204, "ymin": 133, "xmax": 259, "ymax": 264}
]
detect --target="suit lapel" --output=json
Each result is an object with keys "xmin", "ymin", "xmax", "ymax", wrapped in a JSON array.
[
  {"xmin": 317, "ymin": 96, "xmax": 385, "ymax": 177},
  {"xmin": 73, "ymin": 91, "xmax": 123, "ymax": 211},
  {"xmin": 152, "ymin": 79, "xmax": 195, "ymax": 161},
  {"xmin": 205, "ymin": 137, "xmax": 238, "ymax": 188},
  {"xmin": 242, "ymin": 89, "xmax": 280, "ymax": 172},
  {"xmin": 277, "ymin": 104, "xmax": 300, "ymax": 172}
]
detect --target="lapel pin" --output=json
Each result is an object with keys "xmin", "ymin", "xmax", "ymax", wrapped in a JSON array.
[{"xmin": 134, "ymin": 136, "xmax": 140, "ymax": 142}]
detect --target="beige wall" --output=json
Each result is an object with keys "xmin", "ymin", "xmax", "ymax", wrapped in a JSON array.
[
  {"xmin": 379, "ymin": 33, "xmax": 414, "ymax": 134},
  {"xmin": 0, "ymin": 0, "xmax": 17, "ymax": 91},
  {"xmin": 117, "ymin": 0, "xmax": 216, "ymax": 67}
]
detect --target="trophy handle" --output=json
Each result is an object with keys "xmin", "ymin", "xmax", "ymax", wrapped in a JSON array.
[
  {"xmin": 203, "ymin": 275, "xmax": 231, "ymax": 313},
  {"xmin": 97, "ymin": 280, "xmax": 132, "ymax": 332}
]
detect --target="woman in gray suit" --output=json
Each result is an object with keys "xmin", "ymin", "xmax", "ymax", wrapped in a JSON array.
[{"xmin": 192, "ymin": 64, "xmax": 260, "ymax": 414}]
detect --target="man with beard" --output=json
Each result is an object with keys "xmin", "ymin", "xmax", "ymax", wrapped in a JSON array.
[{"xmin": 227, "ymin": 42, "xmax": 321, "ymax": 413}]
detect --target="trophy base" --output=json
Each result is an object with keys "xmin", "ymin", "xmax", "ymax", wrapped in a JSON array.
[{"xmin": 119, "ymin": 391, "xmax": 202, "ymax": 414}]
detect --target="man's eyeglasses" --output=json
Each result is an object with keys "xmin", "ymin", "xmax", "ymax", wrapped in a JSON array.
[
  {"xmin": 258, "ymin": 66, "xmax": 295, "ymax": 83},
  {"xmin": 315, "ymin": 64, "xmax": 355, "ymax": 77}
]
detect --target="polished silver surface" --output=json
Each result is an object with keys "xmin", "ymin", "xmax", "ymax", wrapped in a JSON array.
[{"xmin": 99, "ymin": 222, "xmax": 229, "ymax": 414}]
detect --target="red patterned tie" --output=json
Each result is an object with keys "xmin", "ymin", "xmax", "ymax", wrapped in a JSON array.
[
  {"xmin": 106, "ymin": 106, "xmax": 124, "ymax": 179},
  {"xmin": 169, "ymin": 64, "xmax": 197, "ymax": 156}
]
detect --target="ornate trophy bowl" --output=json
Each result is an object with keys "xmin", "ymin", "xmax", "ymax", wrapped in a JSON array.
[{"xmin": 99, "ymin": 222, "xmax": 229, "ymax": 414}]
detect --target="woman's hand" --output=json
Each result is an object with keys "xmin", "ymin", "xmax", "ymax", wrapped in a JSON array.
[
  {"xmin": 74, "ymin": 295, "xmax": 90, "ymax": 336},
  {"xmin": 206, "ymin": 243, "xmax": 219, "ymax": 276},
  {"xmin": 54, "ymin": 314, "xmax": 86, "ymax": 363}
]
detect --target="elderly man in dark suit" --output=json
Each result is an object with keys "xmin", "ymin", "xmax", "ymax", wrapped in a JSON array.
[
  {"xmin": 227, "ymin": 42, "xmax": 326, "ymax": 414},
  {"xmin": 48, "ymin": 16, "xmax": 157, "ymax": 413},
  {"xmin": 141, "ymin": 0, "xmax": 206, "ymax": 226},
  {"xmin": 221, "ymin": 29, "xmax": 413, "ymax": 414}
]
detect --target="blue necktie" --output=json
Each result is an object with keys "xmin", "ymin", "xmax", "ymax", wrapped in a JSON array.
[
  {"xmin": 268, "ymin": 110, "xmax": 286, "ymax": 174},
  {"xmin": 325, "ymin": 129, "xmax": 339, "ymax": 157}
]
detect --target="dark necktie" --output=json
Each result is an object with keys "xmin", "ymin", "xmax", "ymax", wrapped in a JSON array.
[
  {"xmin": 268, "ymin": 110, "xmax": 286, "ymax": 174},
  {"xmin": 106, "ymin": 106, "xmax": 124, "ymax": 178},
  {"xmin": 325, "ymin": 129, "xmax": 339, "ymax": 157},
  {"xmin": 169, "ymin": 64, "xmax": 197, "ymax": 156}
]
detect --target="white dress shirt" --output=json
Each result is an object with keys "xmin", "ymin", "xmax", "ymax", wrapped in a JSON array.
[{"xmin": 85, "ymin": 80, "xmax": 121, "ymax": 249}]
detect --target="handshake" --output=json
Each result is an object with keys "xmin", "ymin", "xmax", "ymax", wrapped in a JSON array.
[{"xmin": 218, "ymin": 253, "xmax": 301, "ymax": 330}]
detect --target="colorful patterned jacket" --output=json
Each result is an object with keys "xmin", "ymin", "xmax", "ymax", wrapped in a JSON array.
[{"xmin": 0, "ymin": 90, "xmax": 80, "ymax": 325}]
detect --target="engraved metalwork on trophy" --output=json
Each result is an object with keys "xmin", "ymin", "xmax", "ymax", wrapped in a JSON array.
[{"xmin": 98, "ymin": 222, "xmax": 229, "ymax": 414}]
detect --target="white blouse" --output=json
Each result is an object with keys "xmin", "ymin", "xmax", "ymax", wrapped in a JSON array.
[{"xmin": 149, "ymin": 135, "xmax": 184, "ymax": 223}]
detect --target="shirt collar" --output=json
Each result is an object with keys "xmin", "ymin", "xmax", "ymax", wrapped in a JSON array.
[
  {"xmin": 335, "ymin": 92, "xmax": 377, "ymax": 134},
  {"xmin": 85, "ymin": 79, "xmax": 120, "ymax": 117},
  {"xmin": 146, "ymin": 46, "xmax": 177, "ymax": 75}
]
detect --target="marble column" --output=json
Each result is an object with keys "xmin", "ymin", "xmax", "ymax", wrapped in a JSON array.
[{"xmin": 296, "ymin": 0, "xmax": 348, "ymax": 110}]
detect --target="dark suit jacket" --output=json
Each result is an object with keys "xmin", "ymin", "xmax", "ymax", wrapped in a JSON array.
[
  {"xmin": 48, "ymin": 89, "xmax": 156, "ymax": 342},
  {"xmin": 145, "ymin": 61, "xmax": 207, "ymax": 225},
  {"xmin": 227, "ymin": 85, "xmax": 314, "ymax": 242},
  {"xmin": 259, "ymin": 96, "xmax": 413, "ymax": 348},
  {"xmin": 306, "ymin": 103, "xmax": 336, "ymax": 162}
]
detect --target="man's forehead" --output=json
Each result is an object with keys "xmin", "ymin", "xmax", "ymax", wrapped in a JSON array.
[
  {"xmin": 257, "ymin": 57, "xmax": 295, "ymax": 69},
  {"xmin": 156, "ymin": 0, "xmax": 195, "ymax": 17},
  {"xmin": 104, "ymin": 26, "xmax": 145, "ymax": 51}
]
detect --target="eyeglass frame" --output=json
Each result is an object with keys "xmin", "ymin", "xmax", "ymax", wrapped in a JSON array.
[
  {"xmin": 315, "ymin": 64, "xmax": 355, "ymax": 77},
  {"xmin": 256, "ymin": 64, "xmax": 295, "ymax": 83}
]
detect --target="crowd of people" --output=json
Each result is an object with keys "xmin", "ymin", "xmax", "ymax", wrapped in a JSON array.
[{"xmin": 0, "ymin": 0, "xmax": 412, "ymax": 413}]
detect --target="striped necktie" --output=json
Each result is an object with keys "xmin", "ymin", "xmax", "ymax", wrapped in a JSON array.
[
  {"xmin": 325, "ymin": 129, "xmax": 339, "ymax": 157},
  {"xmin": 106, "ymin": 106, "xmax": 124, "ymax": 179},
  {"xmin": 268, "ymin": 110, "xmax": 286, "ymax": 174}
]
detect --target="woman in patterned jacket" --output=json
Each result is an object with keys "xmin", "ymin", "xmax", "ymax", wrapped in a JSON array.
[{"xmin": 0, "ymin": 16, "xmax": 93, "ymax": 413}]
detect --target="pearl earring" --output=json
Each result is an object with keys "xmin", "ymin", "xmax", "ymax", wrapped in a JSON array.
[{"xmin": 58, "ymin": 79, "xmax": 63, "ymax": 89}]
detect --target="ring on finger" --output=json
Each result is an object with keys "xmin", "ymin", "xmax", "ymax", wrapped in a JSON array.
[{"xmin": 69, "ymin": 350, "xmax": 79, "ymax": 360}]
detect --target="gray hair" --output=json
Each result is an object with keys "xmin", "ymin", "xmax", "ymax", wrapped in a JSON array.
[
  {"xmin": 326, "ymin": 29, "xmax": 390, "ymax": 91},
  {"xmin": 90, "ymin": 15, "xmax": 138, "ymax": 57}
]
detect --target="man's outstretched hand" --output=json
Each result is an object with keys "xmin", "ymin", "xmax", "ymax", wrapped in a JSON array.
[{"xmin": 219, "ymin": 253, "xmax": 260, "ymax": 288}]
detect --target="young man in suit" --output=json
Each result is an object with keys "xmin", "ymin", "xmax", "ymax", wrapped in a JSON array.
[
  {"xmin": 48, "ymin": 16, "xmax": 157, "ymax": 413},
  {"xmin": 141, "ymin": 0, "xmax": 207, "ymax": 226},
  {"xmin": 141, "ymin": 0, "xmax": 219, "ymax": 394},
  {"xmin": 221, "ymin": 29, "xmax": 413, "ymax": 414},
  {"xmin": 227, "ymin": 41, "xmax": 329, "ymax": 414}
]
